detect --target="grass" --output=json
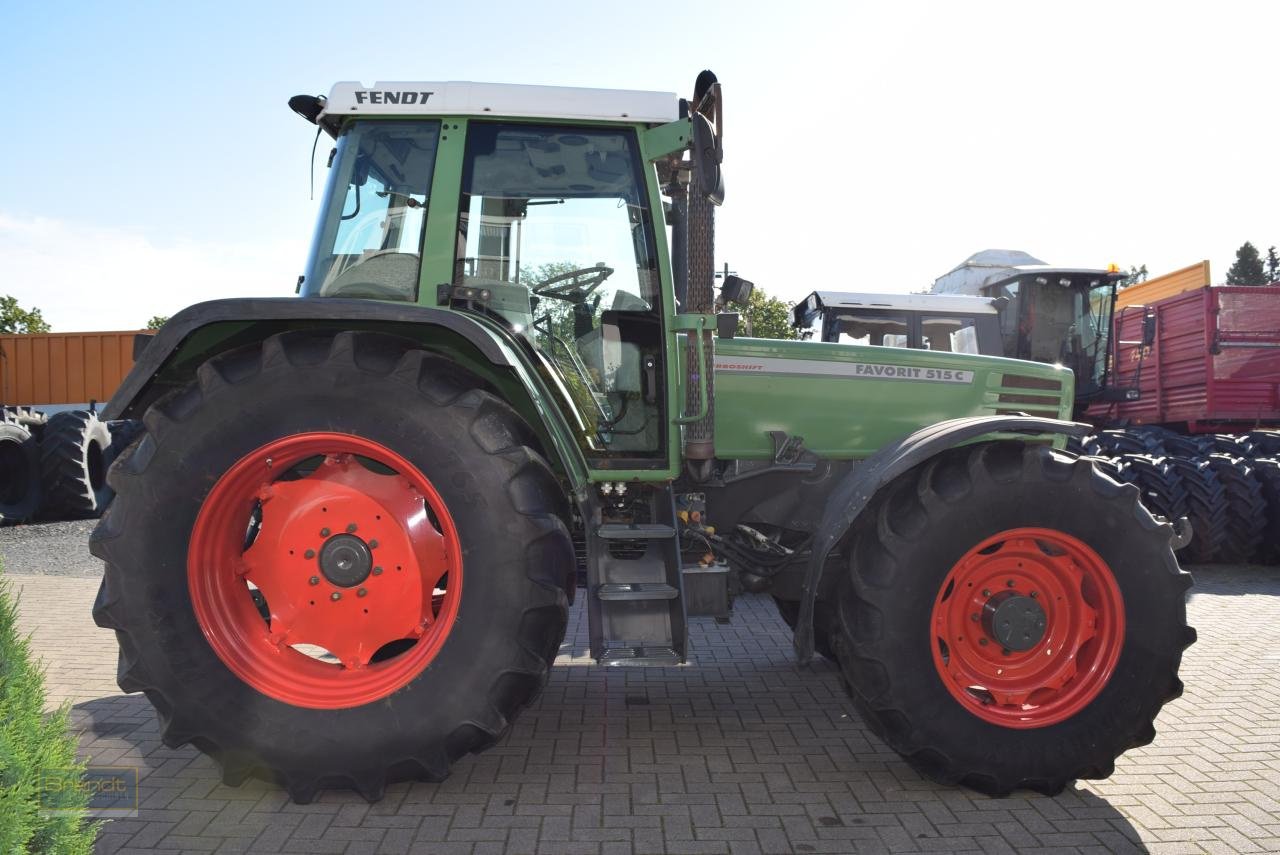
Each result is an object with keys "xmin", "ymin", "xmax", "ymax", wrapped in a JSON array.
[{"xmin": 0, "ymin": 565, "xmax": 98, "ymax": 854}]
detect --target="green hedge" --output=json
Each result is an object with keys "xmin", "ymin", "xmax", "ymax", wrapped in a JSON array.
[{"xmin": 0, "ymin": 569, "xmax": 98, "ymax": 854}]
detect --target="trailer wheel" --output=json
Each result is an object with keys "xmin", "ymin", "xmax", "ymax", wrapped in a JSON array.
[
  {"xmin": 92, "ymin": 331, "xmax": 572, "ymax": 803},
  {"xmin": 0, "ymin": 421, "xmax": 41, "ymax": 525},
  {"xmin": 1204, "ymin": 455, "xmax": 1266, "ymax": 564},
  {"xmin": 831, "ymin": 442, "xmax": 1193, "ymax": 796},
  {"xmin": 40, "ymin": 410, "xmax": 114, "ymax": 518}
]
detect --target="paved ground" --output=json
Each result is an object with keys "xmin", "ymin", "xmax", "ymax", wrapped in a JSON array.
[{"xmin": 4, "ymin": 524, "xmax": 1280, "ymax": 854}]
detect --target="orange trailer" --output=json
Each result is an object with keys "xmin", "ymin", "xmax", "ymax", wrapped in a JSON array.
[{"xmin": 0, "ymin": 331, "xmax": 145, "ymax": 407}]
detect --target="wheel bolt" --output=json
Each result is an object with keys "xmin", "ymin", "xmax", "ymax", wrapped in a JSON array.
[
  {"xmin": 1006, "ymin": 579, "xmax": 1016, "ymax": 588},
  {"xmin": 372, "ymin": 566, "xmax": 383, "ymax": 576},
  {"xmin": 970, "ymin": 613, "xmax": 979, "ymax": 622},
  {"xmin": 1002, "ymin": 648, "xmax": 1011, "ymax": 656},
  {"xmin": 357, "ymin": 587, "xmax": 368, "ymax": 598},
  {"xmin": 330, "ymin": 592, "xmax": 342, "ymax": 601},
  {"xmin": 347, "ymin": 523, "xmax": 358, "ymax": 533},
  {"xmin": 304, "ymin": 549, "xmax": 316, "ymax": 559},
  {"xmin": 982, "ymin": 589, "xmax": 991, "ymax": 597},
  {"xmin": 369, "ymin": 539, "xmax": 379, "ymax": 549},
  {"xmin": 1030, "ymin": 591, "xmax": 1039, "ymax": 599},
  {"xmin": 979, "ymin": 638, "xmax": 989, "ymax": 646},
  {"xmin": 309, "ymin": 576, "xmax": 320, "ymax": 586},
  {"xmin": 321, "ymin": 527, "xmax": 331, "ymax": 537}
]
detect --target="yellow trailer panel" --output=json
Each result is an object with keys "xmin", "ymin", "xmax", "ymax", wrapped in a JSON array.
[{"xmin": 1115, "ymin": 260, "xmax": 1210, "ymax": 309}]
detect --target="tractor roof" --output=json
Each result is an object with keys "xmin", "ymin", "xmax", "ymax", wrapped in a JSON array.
[
  {"xmin": 318, "ymin": 81, "xmax": 679, "ymax": 125},
  {"xmin": 793, "ymin": 290, "xmax": 1001, "ymax": 330}
]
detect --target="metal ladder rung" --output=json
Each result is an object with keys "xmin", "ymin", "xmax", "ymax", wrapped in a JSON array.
[
  {"xmin": 596, "ymin": 582, "xmax": 679, "ymax": 601},
  {"xmin": 596, "ymin": 523, "xmax": 676, "ymax": 540},
  {"xmin": 599, "ymin": 645, "xmax": 681, "ymax": 666}
]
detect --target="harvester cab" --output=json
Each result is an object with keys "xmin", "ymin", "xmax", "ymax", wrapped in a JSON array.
[
  {"xmin": 91, "ymin": 73, "xmax": 1193, "ymax": 806},
  {"xmin": 931, "ymin": 249, "xmax": 1128, "ymax": 404}
]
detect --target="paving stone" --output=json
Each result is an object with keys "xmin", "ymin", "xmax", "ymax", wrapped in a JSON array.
[{"xmin": 5, "ymin": 562, "xmax": 1278, "ymax": 854}]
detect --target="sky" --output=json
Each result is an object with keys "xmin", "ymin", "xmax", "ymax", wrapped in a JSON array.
[{"xmin": 2, "ymin": 1, "xmax": 1277, "ymax": 331}]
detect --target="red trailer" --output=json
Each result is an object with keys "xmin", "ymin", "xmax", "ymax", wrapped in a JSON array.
[{"xmin": 1087, "ymin": 286, "xmax": 1280, "ymax": 432}]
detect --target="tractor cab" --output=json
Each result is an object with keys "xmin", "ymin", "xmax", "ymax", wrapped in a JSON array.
[
  {"xmin": 793, "ymin": 290, "xmax": 1004, "ymax": 354},
  {"xmin": 296, "ymin": 83, "xmax": 693, "ymax": 465}
]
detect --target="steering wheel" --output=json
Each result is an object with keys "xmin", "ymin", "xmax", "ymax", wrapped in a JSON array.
[{"xmin": 532, "ymin": 265, "xmax": 614, "ymax": 302}]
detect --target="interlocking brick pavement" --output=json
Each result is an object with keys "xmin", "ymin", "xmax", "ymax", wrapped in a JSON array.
[{"xmin": 8, "ymin": 564, "xmax": 1280, "ymax": 854}]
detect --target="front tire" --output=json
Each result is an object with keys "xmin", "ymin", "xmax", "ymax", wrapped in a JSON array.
[
  {"xmin": 830, "ymin": 442, "xmax": 1194, "ymax": 796},
  {"xmin": 92, "ymin": 331, "xmax": 573, "ymax": 802}
]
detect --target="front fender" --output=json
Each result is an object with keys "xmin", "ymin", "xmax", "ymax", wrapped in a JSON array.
[{"xmin": 793, "ymin": 415, "xmax": 1092, "ymax": 664}]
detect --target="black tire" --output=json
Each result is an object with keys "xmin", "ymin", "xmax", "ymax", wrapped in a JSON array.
[
  {"xmin": 1117, "ymin": 454, "xmax": 1188, "ymax": 525},
  {"xmin": 104, "ymin": 419, "xmax": 146, "ymax": 467},
  {"xmin": 91, "ymin": 331, "xmax": 572, "ymax": 803},
  {"xmin": 1166, "ymin": 456, "xmax": 1228, "ymax": 564},
  {"xmin": 1087, "ymin": 428, "xmax": 1161, "ymax": 457},
  {"xmin": 0, "ymin": 421, "xmax": 41, "ymax": 525},
  {"xmin": 1204, "ymin": 455, "xmax": 1266, "ymax": 564},
  {"xmin": 39, "ymin": 409, "xmax": 113, "ymax": 518},
  {"xmin": 1247, "ymin": 431, "xmax": 1280, "ymax": 458},
  {"xmin": 1251, "ymin": 458, "xmax": 1280, "ymax": 564},
  {"xmin": 773, "ymin": 596, "xmax": 836, "ymax": 661},
  {"xmin": 829, "ymin": 442, "xmax": 1193, "ymax": 796}
]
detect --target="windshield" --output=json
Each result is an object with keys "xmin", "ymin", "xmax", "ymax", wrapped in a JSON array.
[
  {"xmin": 456, "ymin": 123, "xmax": 665, "ymax": 459},
  {"xmin": 1004, "ymin": 278, "xmax": 1115, "ymax": 393},
  {"xmin": 302, "ymin": 121, "xmax": 441, "ymax": 300}
]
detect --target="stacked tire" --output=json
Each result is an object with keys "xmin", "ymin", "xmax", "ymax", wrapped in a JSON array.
[
  {"xmin": 0, "ymin": 406, "xmax": 145, "ymax": 525},
  {"xmin": 1079, "ymin": 426, "xmax": 1279, "ymax": 565},
  {"xmin": 0, "ymin": 410, "xmax": 42, "ymax": 525}
]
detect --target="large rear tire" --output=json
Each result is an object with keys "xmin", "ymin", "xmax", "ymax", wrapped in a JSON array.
[
  {"xmin": 91, "ymin": 331, "xmax": 573, "ymax": 802},
  {"xmin": 829, "ymin": 442, "xmax": 1194, "ymax": 796}
]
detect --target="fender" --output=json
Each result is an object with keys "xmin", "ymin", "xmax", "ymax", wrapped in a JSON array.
[
  {"xmin": 104, "ymin": 297, "xmax": 513, "ymax": 421},
  {"xmin": 793, "ymin": 414, "xmax": 1092, "ymax": 664}
]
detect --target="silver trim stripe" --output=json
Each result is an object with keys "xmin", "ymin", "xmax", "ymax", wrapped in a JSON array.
[{"xmin": 714, "ymin": 357, "xmax": 975, "ymax": 385}]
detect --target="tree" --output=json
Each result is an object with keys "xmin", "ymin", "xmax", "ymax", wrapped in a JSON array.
[
  {"xmin": 0, "ymin": 295, "xmax": 51, "ymax": 334},
  {"xmin": 1266, "ymin": 246, "xmax": 1280, "ymax": 284},
  {"xmin": 1119, "ymin": 264, "xmax": 1148, "ymax": 289},
  {"xmin": 145, "ymin": 315, "xmax": 170, "ymax": 330},
  {"xmin": 742, "ymin": 287, "xmax": 798, "ymax": 340},
  {"xmin": 1225, "ymin": 241, "xmax": 1268, "ymax": 286}
]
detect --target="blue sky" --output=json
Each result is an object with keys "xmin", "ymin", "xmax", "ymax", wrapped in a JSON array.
[{"xmin": 3, "ymin": 1, "xmax": 1278, "ymax": 330}]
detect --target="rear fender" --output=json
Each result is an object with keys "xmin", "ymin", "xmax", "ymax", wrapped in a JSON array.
[
  {"xmin": 107, "ymin": 297, "xmax": 587, "ymax": 488},
  {"xmin": 794, "ymin": 415, "xmax": 1092, "ymax": 664}
]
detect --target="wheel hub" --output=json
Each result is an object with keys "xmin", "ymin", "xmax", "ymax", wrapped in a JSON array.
[
  {"xmin": 318, "ymin": 533, "xmax": 372, "ymax": 587},
  {"xmin": 981, "ymin": 591, "xmax": 1046, "ymax": 652}
]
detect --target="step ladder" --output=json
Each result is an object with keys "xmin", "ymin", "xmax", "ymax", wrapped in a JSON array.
[{"xmin": 586, "ymin": 487, "xmax": 687, "ymax": 666}]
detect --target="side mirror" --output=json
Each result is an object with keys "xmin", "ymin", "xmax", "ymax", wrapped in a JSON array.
[
  {"xmin": 1142, "ymin": 312, "xmax": 1157, "ymax": 346},
  {"xmin": 288, "ymin": 94, "xmax": 325, "ymax": 124},
  {"xmin": 691, "ymin": 113, "xmax": 724, "ymax": 205},
  {"xmin": 719, "ymin": 274, "xmax": 753, "ymax": 306}
]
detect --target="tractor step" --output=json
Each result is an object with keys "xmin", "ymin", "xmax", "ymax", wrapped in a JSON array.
[
  {"xmin": 596, "ymin": 523, "xmax": 676, "ymax": 540},
  {"xmin": 599, "ymin": 645, "xmax": 682, "ymax": 666},
  {"xmin": 585, "ymin": 486, "xmax": 687, "ymax": 665},
  {"xmin": 596, "ymin": 582, "xmax": 679, "ymax": 601}
]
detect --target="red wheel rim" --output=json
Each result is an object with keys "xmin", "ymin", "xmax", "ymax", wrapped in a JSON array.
[
  {"xmin": 188, "ymin": 433, "xmax": 463, "ymax": 709},
  {"xmin": 929, "ymin": 527, "xmax": 1124, "ymax": 728}
]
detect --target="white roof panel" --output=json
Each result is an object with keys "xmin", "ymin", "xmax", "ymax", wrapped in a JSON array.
[
  {"xmin": 809, "ymin": 291, "xmax": 1001, "ymax": 314},
  {"xmin": 320, "ymin": 81, "xmax": 679, "ymax": 124}
]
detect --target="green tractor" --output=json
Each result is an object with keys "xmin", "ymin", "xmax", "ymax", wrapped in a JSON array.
[{"xmin": 92, "ymin": 72, "xmax": 1193, "ymax": 803}]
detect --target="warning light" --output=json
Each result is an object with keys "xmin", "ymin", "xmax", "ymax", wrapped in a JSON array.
[{"xmin": 1107, "ymin": 263, "xmax": 1121, "ymax": 273}]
